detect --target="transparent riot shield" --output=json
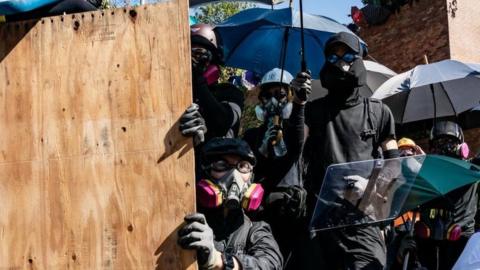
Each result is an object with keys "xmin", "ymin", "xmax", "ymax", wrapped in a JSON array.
[{"xmin": 309, "ymin": 155, "xmax": 426, "ymax": 233}]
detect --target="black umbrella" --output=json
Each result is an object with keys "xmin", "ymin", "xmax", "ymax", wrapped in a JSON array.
[{"xmin": 372, "ymin": 60, "xmax": 480, "ymax": 124}]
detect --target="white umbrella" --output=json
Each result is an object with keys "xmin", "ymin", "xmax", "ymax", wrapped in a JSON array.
[{"xmin": 452, "ymin": 232, "xmax": 480, "ymax": 270}]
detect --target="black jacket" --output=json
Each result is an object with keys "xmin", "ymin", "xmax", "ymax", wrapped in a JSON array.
[
  {"xmin": 193, "ymin": 76, "xmax": 244, "ymax": 140},
  {"xmin": 204, "ymin": 208, "xmax": 283, "ymax": 270},
  {"xmin": 243, "ymin": 102, "xmax": 305, "ymax": 192}
]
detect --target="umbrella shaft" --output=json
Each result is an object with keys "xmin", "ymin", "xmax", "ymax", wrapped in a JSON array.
[{"xmin": 299, "ymin": 0, "xmax": 306, "ymax": 71}]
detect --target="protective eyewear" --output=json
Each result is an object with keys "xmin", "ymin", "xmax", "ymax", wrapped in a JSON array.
[
  {"xmin": 326, "ymin": 52, "xmax": 359, "ymax": 64},
  {"xmin": 191, "ymin": 47, "xmax": 213, "ymax": 63},
  {"xmin": 260, "ymin": 86, "xmax": 288, "ymax": 101},
  {"xmin": 208, "ymin": 159, "xmax": 253, "ymax": 174}
]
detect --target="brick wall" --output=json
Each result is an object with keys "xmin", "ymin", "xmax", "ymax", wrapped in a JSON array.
[
  {"xmin": 358, "ymin": 0, "xmax": 480, "ymax": 155},
  {"xmin": 359, "ymin": 0, "xmax": 450, "ymax": 73}
]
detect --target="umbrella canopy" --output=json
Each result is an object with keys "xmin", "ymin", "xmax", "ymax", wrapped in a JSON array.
[
  {"xmin": 308, "ymin": 60, "xmax": 396, "ymax": 100},
  {"xmin": 364, "ymin": 60, "xmax": 397, "ymax": 91},
  {"xmin": 372, "ymin": 60, "xmax": 480, "ymax": 124},
  {"xmin": 401, "ymin": 155, "xmax": 480, "ymax": 212},
  {"xmin": 215, "ymin": 7, "xmax": 364, "ymax": 79},
  {"xmin": 189, "ymin": 0, "xmax": 284, "ymax": 7},
  {"xmin": 452, "ymin": 232, "xmax": 480, "ymax": 270}
]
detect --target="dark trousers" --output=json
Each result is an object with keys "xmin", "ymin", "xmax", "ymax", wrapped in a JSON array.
[
  {"xmin": 291, "ymin": 226, "xmax": 386, "ymax": 270},
  {"xmin": 416, "ymin": 237, "xmax": 469, "ymax": 270}
]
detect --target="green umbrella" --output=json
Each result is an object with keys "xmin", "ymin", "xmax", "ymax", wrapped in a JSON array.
[{"xmin": 401, "ymin": 154, "xmax": 480, "ymax": 213}]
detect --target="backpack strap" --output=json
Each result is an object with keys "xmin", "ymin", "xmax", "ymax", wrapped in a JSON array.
[{"xmin": 364, "ymin": 97, "xmax": 385, "ymax": 158}]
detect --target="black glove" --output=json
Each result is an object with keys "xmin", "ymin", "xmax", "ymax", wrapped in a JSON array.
[
  {"xmin": 192, "ymin": 47, "xmax": 212, "ymax": 79},
  {"xmin": 179, "ymin": 103, "xmax": 207, "ymax": 146},
  {"xmin": 396, "ymin": 235, "xmax": 416, "ymax": 263},
  {"xmin": 290, "ymin": 71, "xmax": 312, "ymax": 103},
  {"xmin": 178, "ymin": 213, "xmax": 219, "ymax": 269},
  {"xmin": 266, "ymin": 186, "xmax": 307, "ymax": 219}
]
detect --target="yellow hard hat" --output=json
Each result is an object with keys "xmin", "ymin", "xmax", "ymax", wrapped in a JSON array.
[{"xmin": 398, "ymin": 137, "xmax": 416, "ymax": 148}]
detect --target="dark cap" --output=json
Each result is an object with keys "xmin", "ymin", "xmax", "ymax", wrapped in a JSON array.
[
  {"xmin": 203, "ymin": 137, "xmax": 256, "ymax": 166},
  {"xmin": 325, "ymin": 32, "xmax": 362, "ymax": 56}
]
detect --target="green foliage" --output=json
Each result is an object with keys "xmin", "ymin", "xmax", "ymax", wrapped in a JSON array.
[
  {"xmin": 239, "ymin": 103, "xmax": 263, "ymax": 135},
  {"xmin": 194, "ymin": 2, "xmax": 254, "ymax": 25}
]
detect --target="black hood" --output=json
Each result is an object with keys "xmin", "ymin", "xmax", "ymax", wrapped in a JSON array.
[
  {"xmin": 325, "ymin": 31, "xmax": 365, "ymax": 57},
  {"xmin": 320, "ymin": 32, "xmax": 367, "ymax": 107},
  {"xmin": 320, "ymin": 58, "xmax": 367, "ymax": 107}
]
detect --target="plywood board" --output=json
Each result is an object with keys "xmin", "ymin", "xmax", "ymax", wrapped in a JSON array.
[{"xmin": 0, "ymin": 1, "xmax": 196, "ymax": 269}]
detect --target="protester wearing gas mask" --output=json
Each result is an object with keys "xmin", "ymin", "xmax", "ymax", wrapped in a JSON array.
[
  {"xmin": 178, "ymin": 137, "xmax": 283, "ymax": 270},
  {"xmin": 299, "ymin": 32, "xmax": 398, "ymax": 270},
  {"xmin": 180, "ymin": 23, "xmax": 244, "ymax": 147},
  {"xmin": 394, "ymin": 121, "xmax": 479, "ymax": 270},
  {"xmin": 242, "ymin": 68, "xmax": 310, "ymax": 269}
]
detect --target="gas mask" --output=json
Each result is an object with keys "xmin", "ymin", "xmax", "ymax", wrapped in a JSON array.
[
  {"xmin": 432, "ymin": 137, "xmax": 470, "ymax": 159},
  {"xmin": 203, "ymin": 64, "xmax": 220, "ymax": 85},
  {"xmin": 254, "ymin": 97, "xmax": 292, "ymax": 122},
  {"xmin": 197, "ymin": 168, "xmax": 264, "ymax": 211},
  {"xmin": 192, "ymin": 47, "xmax": 219, "ymax": 85}
]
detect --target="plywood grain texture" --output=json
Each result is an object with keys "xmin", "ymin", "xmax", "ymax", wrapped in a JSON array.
[{"xmin": 0, "ymin": 1, "xmax": 197, "ymax": 269}]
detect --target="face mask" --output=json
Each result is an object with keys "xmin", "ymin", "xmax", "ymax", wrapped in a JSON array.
[
  {"xmin": 320, "ymin": 61, "xmax": 358, "ymax": 93},
  {"xmin": 197, "ymin": 169, "xmax": 264, "ymax": 211},
  {"xmin": 255, "ymin": 105, "xmax": 266, "ymax": 122},
  {"xmin": 281, "ymin": 102, "xmax": 293, "ymax": 119},
  {"xmin": 255, "ymin": 98, "xmax": 292, "ymax": 121},
  {"xmin": 433, "ymin": 141, "xmax": 470, "ymax": 159},
  {"xmin": 203, "ymin": 64, "xmax": 220, "ymax": 85}
]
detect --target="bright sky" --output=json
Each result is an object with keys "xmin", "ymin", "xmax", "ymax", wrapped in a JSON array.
[{"xmin": 258, "ymin": 0, "xmax": 364, "ymax": 24}]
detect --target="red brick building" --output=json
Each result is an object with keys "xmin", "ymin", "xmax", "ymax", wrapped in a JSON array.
[
  {"xmin": 359, "ymin": 0, "xmax": 480, "ymax": 72},
  {"xmin": 358, "ymin": 0, "xmax": 480, "ymax": 153}
]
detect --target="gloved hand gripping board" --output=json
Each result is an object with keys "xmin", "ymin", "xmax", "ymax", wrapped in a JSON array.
[{"xmin": 0, "ymin": 2, "xmax": 196, "ymax": 269}]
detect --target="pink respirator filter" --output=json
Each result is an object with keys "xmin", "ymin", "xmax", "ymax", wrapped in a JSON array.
[{"xmin": 204, "ymin": 65, "xmax": 220, "ymax": 85}]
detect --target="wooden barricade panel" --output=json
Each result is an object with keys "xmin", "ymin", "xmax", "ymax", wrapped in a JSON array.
[{"xmin": 0, "ymin": 1, "xmax": 196, "ymax": 269}]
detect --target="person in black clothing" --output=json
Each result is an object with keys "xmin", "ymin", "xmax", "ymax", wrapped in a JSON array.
[
  {"xmin": 301, "ymin": 32, "xmax": 398, "ymax": 269},
  {"xmin": 180, "ymin": 24, "xmax": 245, "ymax": 180},
  {"xmin": 181, "ymin": 23, "xmax": 244, "ymax": 144},
  {"xmin": 395, "ymin": 121, "xmax": 479, "ymax": 270},
  {"xmin": 242, "ymin": 68, "xmax": 310, "ymax": 268},
  {"xmin": 177, "ymin": 137, "xmax": 283, "ymax": 270}
]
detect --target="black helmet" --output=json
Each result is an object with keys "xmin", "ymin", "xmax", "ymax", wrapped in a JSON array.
[
  {"xmin": 430, "ymin": 120, "xmax": 464, "ymax": 143},
  {"xmin": 203, "ymin": 137, "xmax": 256, "ymax": 166},
  {"xmin": 191, "ymin": 23, "xmax": 223, "ymax": 64}
]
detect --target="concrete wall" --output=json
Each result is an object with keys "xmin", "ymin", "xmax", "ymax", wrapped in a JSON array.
[{"xmin": 447, "ymin": 0, "xmax": 480, "ymax": 63}]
